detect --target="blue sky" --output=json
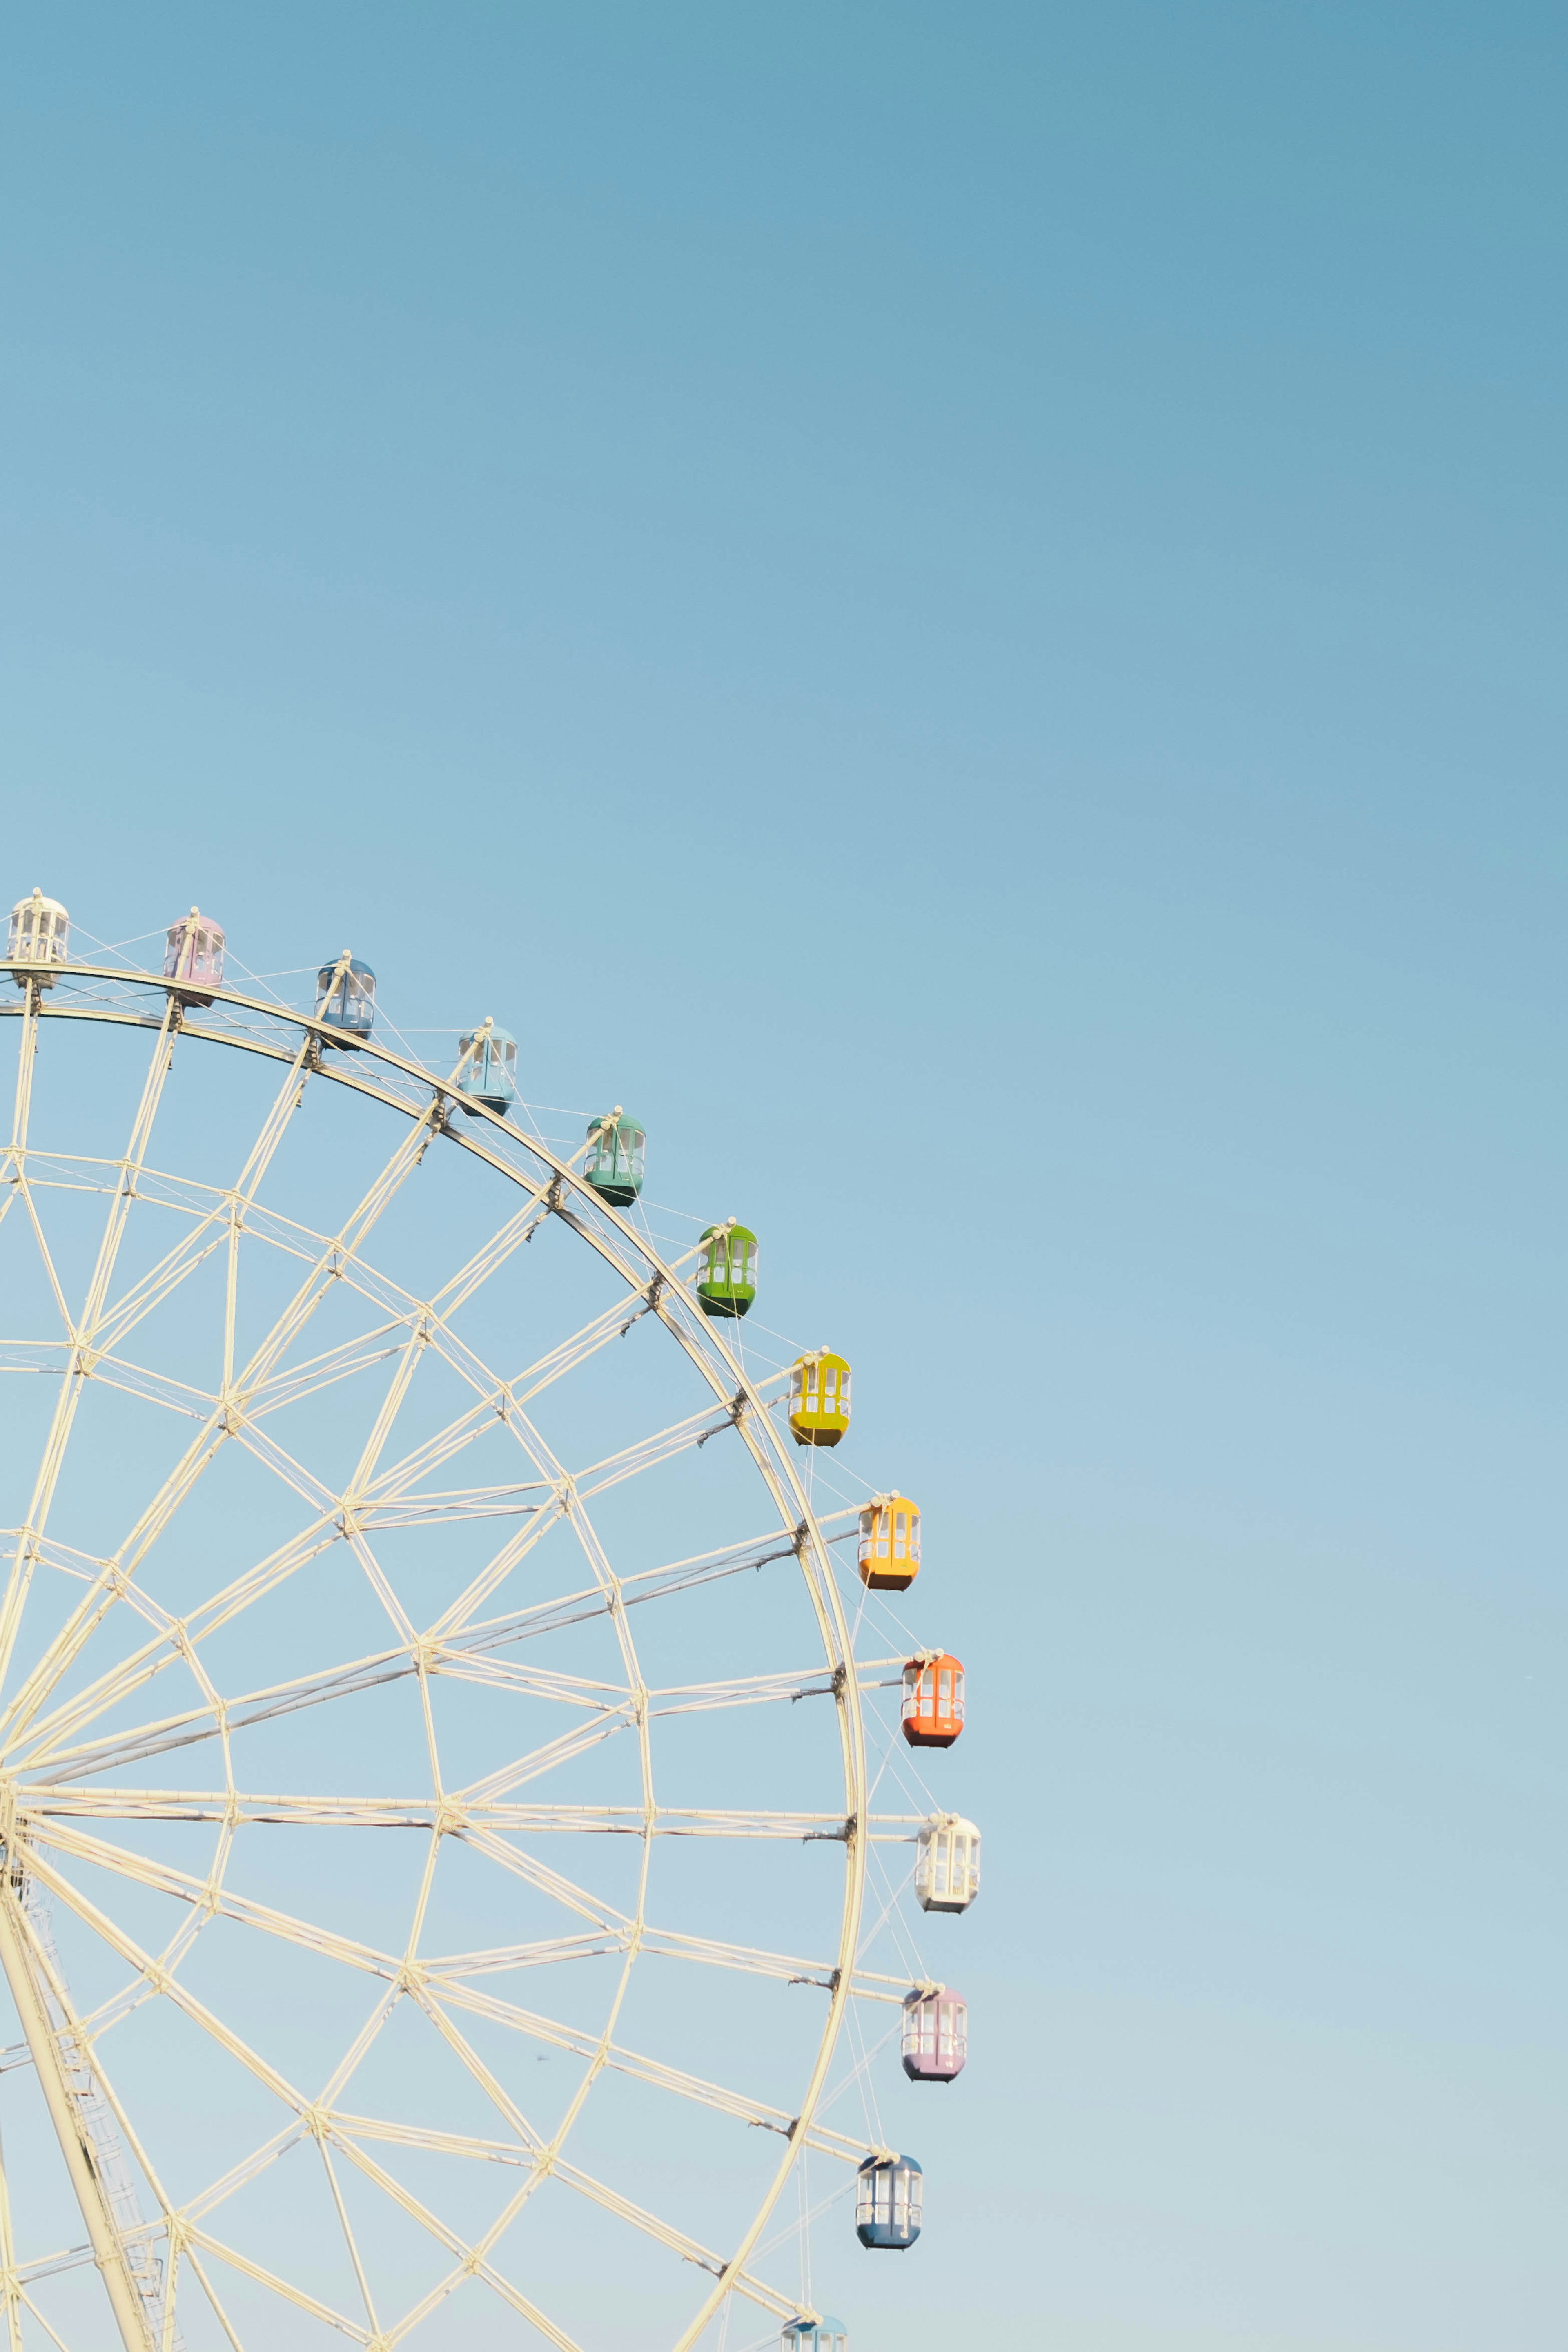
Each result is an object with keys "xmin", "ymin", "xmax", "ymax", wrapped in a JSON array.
[{"xmin": 1, "ymin": 4, "xmax": 1564, "ymax": 2347}]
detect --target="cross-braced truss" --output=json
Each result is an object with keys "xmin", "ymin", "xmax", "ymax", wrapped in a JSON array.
[{"xmin": 0, "ymin": 963, "xmax": 949, "ymax": 2352}]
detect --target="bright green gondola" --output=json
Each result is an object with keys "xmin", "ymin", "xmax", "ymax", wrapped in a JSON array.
[{"xmin": 696, "ymin": 1223, "xmax": 757, "ymax": 1318}]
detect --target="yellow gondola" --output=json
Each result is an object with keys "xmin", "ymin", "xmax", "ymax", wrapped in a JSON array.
[
  {"xmin": 788, "ymin": 1350, "xmax": 851, "ymax": 1447},
  {"xmin": 857, "ymin": 1494, "xmax": 920, "ymax": 1592}
]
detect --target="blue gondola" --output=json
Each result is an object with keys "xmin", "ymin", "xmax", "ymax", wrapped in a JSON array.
[
  {"xmin": 316, "ymin": 953, "xmax": 376, "ymax": 1046},
  {"xmin": 855, "ymin": 2153, "xmax": 922, "ymax": 2250},
  {"xmin": 458, "ymin": 1023, "xmax": 517, "ymax": 1117}
]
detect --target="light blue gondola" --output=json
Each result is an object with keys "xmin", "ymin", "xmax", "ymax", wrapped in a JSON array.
[
  {"xmin": 782, "ymin": 2319, "xmax": 847, "ymax": 2352},
  {"xmin": 457, "ymin": 1023, "xmax": 518, "ymax": 1117}
]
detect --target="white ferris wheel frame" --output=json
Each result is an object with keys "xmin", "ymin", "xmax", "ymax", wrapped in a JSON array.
[{"xmin": 0, "ymin": 957, "xmax": 939, "ymax": 2352}]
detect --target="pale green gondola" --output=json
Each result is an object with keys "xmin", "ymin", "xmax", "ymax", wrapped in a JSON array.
[{"xmin": 584, "ymin": 1108, "xmax": 645, "ymax": 1206}]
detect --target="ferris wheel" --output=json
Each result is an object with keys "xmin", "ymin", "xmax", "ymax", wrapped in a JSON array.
[{"xmin": 0, "ymin": 891, "xmax": 981, "ymax": 2352}]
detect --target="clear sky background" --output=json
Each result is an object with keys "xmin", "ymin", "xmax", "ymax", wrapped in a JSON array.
[{"xmin": 1, "ymin": 4, "xmax": 1565, "ymax": 2348}]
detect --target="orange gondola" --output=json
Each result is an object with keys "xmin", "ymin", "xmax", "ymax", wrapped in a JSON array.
[{"xmin": 900, "ymin": 1652, "xmax": 964, "ymax": 1748}]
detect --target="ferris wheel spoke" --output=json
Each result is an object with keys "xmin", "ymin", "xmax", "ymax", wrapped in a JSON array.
[
  {"xmin": 87, "ymin": 1034, "xmax": 315, "ymax": 1372},
  {"xmin": 385, "ymin": 2262, "xmax": 579, "ymax": 2352},
  {"xmin": 87, "ymin": 1351, "xmax": 218, "ymax": 1420},
  {"xmin": 547, "ymin": 2148, "xmax": 806, "ymax": 2329},
  {"xmin": 88, "ymin": 1225, "xmax": 227, "ymax": 1364},
  {"xmin": 0, "ymin": 1004, "xmax": 181, "ymax": 1695},
  {"xmin": 333, "ymin": 1388, "xmax": 523, "ymax": 1538},
  {"xmin": 88, "ymin": 1034, "xmax": 315, "ymax": 1373},
  {"xmin": 177, "ymin": 2118, "xmax": 307, "ymax": 2228},
  {"xmin": 10, "ymin": 1513, "xmax": 829, "ymax": 1810},
  {"xmin": 243, "ymin": 1322, "xmax": 408, "ymax": 1418},
  {"xmin": 450, "ymin": 1706, "xmax": 639, "ymax": 1805},
  {"xmin": 0, "ymin": 1447, "xmax": 341, "ymax": 1763},
  {"xmin": 11, "ymin": 1411, "xmax": 430, "ymax": 1768},
  {"xmin": 317, "ymin": 2133, "xmax": 383, "ymax": 2339},
  {"xmin": 2, "ymin": 1163, "xmax": 455, "ymax": 1750},
  {"xmin": 393, "ymin": 1806, "xmax": 865, "ymax": 1839},
  {"xmin": 421, "ymin": 1928, "xmax": 628, "ymax": 1976},
  {"xmin": 4, "ymin": 982, "xmax": 41, "ymax": 1161},
  {"xmin": 570, "ymin": 1395, "xmax": 751, "ymax": 1503},
  {"xmin": 27, "ymin": 1790, "xmax": 449, "ymax": 1828},
  {"xmin": 646, "ymin": 1666, "xmax": 840, "ymax": 1715},
  {"xmin": 0, "ymin": 1524, "xmax": 197, "ymax": 1657},
  {"xmin": 489, "ymin": 1281, "xmax": 654, "ymax": 1412},
  {"xmin": 16, "ymin": 1563, "xmax": 638, "ymax": 1786},
  {"xmin": 361, "ymin": 1483, "xmax": 550, "ymax": 1529},
  {"xmin": 0, "ymin": 1414, "xmax": 234, "ymax": 1754},
  {"xmin": 417, "ymin": 1976, "xmax": 870, "ymax": 2169},
  {"xmin": 180, "ymin": 2243, "xmax": 251, "ymax": 2352},
  {"xmin": 634, "ymin": 1925, "xmax": 912, "ymax": 2009},
  {"xmin": 9, "ymin": 1574, "xmax": 389, "ymax": 1778},
  {"xmin": 472, "ymin": 1225, "xmax": 719, "ymax": 1416},
  {"xmin": 323, "ymin": 2125, "xmax": 588, "ymax": 2352},
  {"xmin": 16, "ymin": 2287, "xmax": 76, "ymax": 2352},
  {"xmin": 171, "ymin": 1987, "xmax": 406, "ymax": 2234},
  {"xmin": 341, "ymin": 1283, "xmax": 671, "ymax": 1536},
  {"xmin": 23, "ymin": 1820, "xmax": 400, "ymax": 1991},
  {"xmin": 6, "ymin": 1176, "xmax": 73, "ymax": 1334},
  {"xmin": 294, "ymin": 1505, "xmax": 414, "ymax": 1656},
  {"xmin": 548, "ymin": 2156, "xmax": 735, "ymax": 2290},
  {"xmin": 265, "ymin": 1295, "xmax": 580, "ymax": 1553},
  {"xmin": 181, "ymin": 2223, "xmax": 370, "ymax": 2345},
  {"xmin": 9, "ymin": 1371, "xmax": 545, "ymax": 1762},
  {"xmin": 401, "ymin": 1932, "xmax": 706, "ymax": 2345},
  {"xmin": 332, "ymin": 2113, "xmax": 531, "ymax": 2165},
  {"xmin": 428, "ymin": 1527, "xmax": 811, "ymax": 1661},
  {"xmin": 382, "ymin": 1994, "xmax": 566, "ymax": 2277},
  {"xmin": 227, "ymin": 1102, "xmax": 448, "ymax": 1402},
  {"xmin": 341, "ymin": 1316, "xmax": 445, "ymax": 1520},
  {"xmin": 427, "ymin": 1165, "xmax": 579, "ymax": 1320},
  {"xmin": 430, "ymin": 1652, "xmax": 623, "ymax": 1707},
  {"xmin": 419, "ymin": 1500, "xmax": 574, "ymax": 1642},
  {"xmin": 448, "ymin": 1825, "xmax": 632, "ymax": 1937}
]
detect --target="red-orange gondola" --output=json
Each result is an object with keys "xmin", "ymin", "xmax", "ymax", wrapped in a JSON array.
[{"xmin": 901, "ymin": 1652, "xmax": 964, "ymax": 1748}]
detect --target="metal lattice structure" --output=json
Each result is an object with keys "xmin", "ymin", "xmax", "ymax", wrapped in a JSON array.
[{"xmin": 0, "ymin": 949, "xmax": 964, "ymax": 2352}]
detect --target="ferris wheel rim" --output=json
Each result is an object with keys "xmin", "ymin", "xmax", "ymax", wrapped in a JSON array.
[{"xmin": 0, "ymin": 959, "xmax": 882, "ymax": 2351}]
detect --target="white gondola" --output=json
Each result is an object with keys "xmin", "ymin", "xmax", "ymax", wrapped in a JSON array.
[
  {"xmin": 7, "ymin": 888, "xmax": 69, "ymax": 987},
  {"xmin": 914, "ymin": 1813, "xmax": 980, "ymax": 1914}
]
